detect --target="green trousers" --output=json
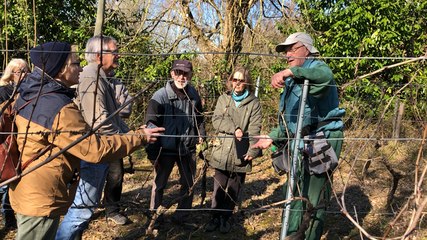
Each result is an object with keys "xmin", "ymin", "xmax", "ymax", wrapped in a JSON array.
[
  {"xmin": 16, "ymin": 213, "xmax": 60, "ymax": 240},
  {"xmin": 284, "ymin": 130, "xmax": 343, "ymax": 240}
]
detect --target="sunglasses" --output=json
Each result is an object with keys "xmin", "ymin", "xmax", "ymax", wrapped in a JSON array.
[
  {"xmin": 174, "ymin": 70, "xmax": 190, "ymax": 76},
  {"xmin": 231, "ymin": 78, "xmax": 245, "ymax": 83}
]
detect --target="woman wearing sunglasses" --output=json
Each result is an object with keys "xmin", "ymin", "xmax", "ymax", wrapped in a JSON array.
[{"xmin": 206, "ymin": 66, "xmax": 262, "ymax": 233}]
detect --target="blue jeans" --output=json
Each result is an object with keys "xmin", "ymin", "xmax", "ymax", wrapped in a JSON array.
[
  {"xmin": 55, "ymin": 161, "xmax": 109, "ymax": 240},
  {"xmin": 0, "ymin": 185, "xmax": 11, "ymax": 214},
  {"xmin": 0, "ymin": 185, "xmax": 15, "ymax": 226}
]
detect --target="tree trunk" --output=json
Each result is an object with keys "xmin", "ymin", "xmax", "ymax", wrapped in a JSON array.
[{"xmin": 179, "ymin": 0, "xmax": 254, "ymax": 71}]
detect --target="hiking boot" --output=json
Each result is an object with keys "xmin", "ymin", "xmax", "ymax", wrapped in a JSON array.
[
  {"xmin": 205, "ymin": 217, "xmax": 220, "ymax": 232},
  {"xmin": 107, "ymin": 213, "xmax": 129, "ymax": 225},
  {"xmin": 219, "ymin": 216, "xmax": 231, "ymax": 234}
]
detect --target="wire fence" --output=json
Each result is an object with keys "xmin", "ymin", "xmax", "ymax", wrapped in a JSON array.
[{"xmin": 0, "ymin": 49, "xmax": 426, "ymax": 239}]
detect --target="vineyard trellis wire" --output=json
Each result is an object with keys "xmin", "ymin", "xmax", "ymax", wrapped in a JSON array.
[{"xmin": 0, "ymin": 49, "xmax": 426, "ymax": 239}]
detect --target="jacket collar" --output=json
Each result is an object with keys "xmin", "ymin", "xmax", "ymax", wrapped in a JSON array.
[
  {"xmin": 18, "ymin": 68, "xmax": 75, "ymax": 101},
  {"xmin": 165, "ymin": 80, "xmax": 195, "ymax": 100},
  {"xmin": 227, "ymin": 91, "xmax": 255, "ymax": 106},
  {"xmin": 85, "ymin": 62, "xmax": 109, "ymax": 82}
]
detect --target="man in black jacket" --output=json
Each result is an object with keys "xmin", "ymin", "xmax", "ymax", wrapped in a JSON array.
[{"xmin": 145, "ymin": 59, "xmax": 205, "ymax": 222}]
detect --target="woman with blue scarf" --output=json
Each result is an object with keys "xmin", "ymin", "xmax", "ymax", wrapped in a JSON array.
[{"xmin": 206, "ymin": 67, "xmax": 262, "ymax": 233}]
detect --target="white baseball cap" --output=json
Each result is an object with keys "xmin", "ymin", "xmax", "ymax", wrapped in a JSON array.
[{"xmin": 276, "ymin": 32, "xmax": 319, "ymax": 54}]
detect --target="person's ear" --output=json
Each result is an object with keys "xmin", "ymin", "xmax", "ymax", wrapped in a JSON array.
[{"xmin": 56, "ymin": 65, "xmax": 68, "ymax": 79}]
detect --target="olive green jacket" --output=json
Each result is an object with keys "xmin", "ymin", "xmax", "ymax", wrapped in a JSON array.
[{"xmin": 209, "ymin": 92, "xmax": 262, "ymax": 173}]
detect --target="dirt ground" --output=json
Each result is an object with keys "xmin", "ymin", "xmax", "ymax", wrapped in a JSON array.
[{"xmin": 1, "ymin": 134, "xmax": 426, "ymax": 239}]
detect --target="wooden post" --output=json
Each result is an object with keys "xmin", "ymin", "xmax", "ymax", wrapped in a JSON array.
[
  {"xmin": 392, "ymin": 99, "xmax": 405, "ymax": 139},
  {"xmin": 392, "ymin": 99, "xmax": 399, "ymax": 138},
  {"xmin": 94, "ymin": 0, "xmax": 105, "ymax": 36},
  {"xmin": 395, "ymin": 103, "xmax": 405, "ymax": 139}
]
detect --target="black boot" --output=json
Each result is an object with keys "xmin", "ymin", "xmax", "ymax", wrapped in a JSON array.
[
  {"xmin": 219, "ymin": 215, "xmax": 231, "ymax": 233},
  {"xmin": 205, "ymin": 216, "xmax": 220, "ymax": 232}
]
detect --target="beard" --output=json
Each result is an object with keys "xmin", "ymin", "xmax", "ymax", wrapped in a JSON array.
[{"xmin": 174, "ymin": 80, "xmax": 188, "ymax": 89}]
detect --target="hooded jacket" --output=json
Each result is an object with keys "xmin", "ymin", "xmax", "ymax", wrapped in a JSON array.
[
  {"xmin": 209, "ymin": 92, "xmax": 262, "ymax": 173},
  {"xmin": 9, "ymin": 68, "xmax": 146, "ymax": 217}
]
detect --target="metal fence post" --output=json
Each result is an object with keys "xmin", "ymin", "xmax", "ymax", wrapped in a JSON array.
[{"xmin": 280, "ymin": 79, "xmax": 309, "ymax": 239}]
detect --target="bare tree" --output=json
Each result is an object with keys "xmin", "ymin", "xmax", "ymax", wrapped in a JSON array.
[{"xmin": 140, "ymin": 0, "xmax": 292, "ymax": 71}]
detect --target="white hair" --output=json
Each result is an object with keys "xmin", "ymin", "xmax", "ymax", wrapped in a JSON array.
[
  {"xmin": 84, "ymin": 35, "xmax": 117, "ymax": 63},
  {"xmin": 0, "ymin": 58, "xmax": 29, "ymax": 86}
]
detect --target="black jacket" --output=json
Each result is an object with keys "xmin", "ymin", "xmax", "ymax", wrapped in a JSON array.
[
  {"xmin": 0, "ymin": 85, "xmax": 14, "ymax": 104},
  {"xmin": 145, "ymin": 80, "xmax": 205, "ymax": 157}
]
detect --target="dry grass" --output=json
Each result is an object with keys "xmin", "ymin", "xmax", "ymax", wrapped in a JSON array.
[{"xmin": 1, "ymin": 123, "xmax": 426, "ymax": 239}]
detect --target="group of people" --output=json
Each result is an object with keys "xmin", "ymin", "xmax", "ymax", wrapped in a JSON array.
[{"xmin": 0, "ymin": 31, "xmax": 344, "ymax": 240}]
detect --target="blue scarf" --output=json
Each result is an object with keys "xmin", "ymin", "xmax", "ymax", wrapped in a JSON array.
[{"xmin": 232, "ymin": 89, "xmax": 249, "ymax": 106}]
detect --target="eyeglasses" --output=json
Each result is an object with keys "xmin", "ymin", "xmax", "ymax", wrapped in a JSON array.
[
  {"xmin": 102, "ymin": 49, "xmax": 119, "ymax": 55},
  {"xmin": 231, "ymin": 78, "xmax": 245, "ymax": 83},
  {"xmin": 69, "ymin": 62, "xmax": 81, "ymax": 67},
  {"xmin": 286, "ymin": 45, "xmax": 305, "ymax": 53}
]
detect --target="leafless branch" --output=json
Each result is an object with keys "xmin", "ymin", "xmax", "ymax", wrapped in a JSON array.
[{"xmin": 342, "ymin": 56, "xmax": 426, "ymax": 89}]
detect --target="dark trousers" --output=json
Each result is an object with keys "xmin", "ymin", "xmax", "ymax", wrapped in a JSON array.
[
  {"xmin": 150, "ymin": 154, "xmax": 196, "ymax": 211},
  {"xmin": 103, "ymin": 158, "xmax": 124, "ymax": 216},
  {"xmin": 211, "ymin": 169, "xmax": 246, "ymax": 220}
]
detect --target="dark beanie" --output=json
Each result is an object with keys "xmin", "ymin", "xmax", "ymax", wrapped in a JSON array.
[{"xmin": 30, "ymin": 42, "xmax": 71, "ymax": 78}]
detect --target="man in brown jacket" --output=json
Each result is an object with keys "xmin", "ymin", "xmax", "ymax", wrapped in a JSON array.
[{"xmin": 9, "ymin": 41, "xmax": 163, "ymax": 240}]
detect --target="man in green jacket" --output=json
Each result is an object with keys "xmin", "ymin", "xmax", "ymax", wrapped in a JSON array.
[{"xmin": 252, "ymin": 32, "xmax": 345, "ymax": 239}]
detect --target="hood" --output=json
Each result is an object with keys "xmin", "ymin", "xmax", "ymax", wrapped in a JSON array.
[{"xmin": 18, "ymin": 68, "xmax": 75, "ymax": 101}]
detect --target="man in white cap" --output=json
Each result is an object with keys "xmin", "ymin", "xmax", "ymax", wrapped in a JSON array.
[{"xmin": 252, "ymin": 32, "xmax": 345, "ymax": 239}]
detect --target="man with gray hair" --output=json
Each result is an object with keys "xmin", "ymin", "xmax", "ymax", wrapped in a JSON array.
[
  {"xmin": 56, "ymin": 35, "xmax": 130, "ymax": 239},
  {"xmin": 252, "ymin": 32, "xmax": 345, "ymax": 239}
]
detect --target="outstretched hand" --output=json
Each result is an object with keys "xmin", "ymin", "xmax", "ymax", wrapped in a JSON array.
[
  {"xmin": 141, "ymin": 126, "xmax": 165, "ymax": 144},
  {"xmin": 251, "ymin": 135, "xmax": 273, "ymax": 149}
]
